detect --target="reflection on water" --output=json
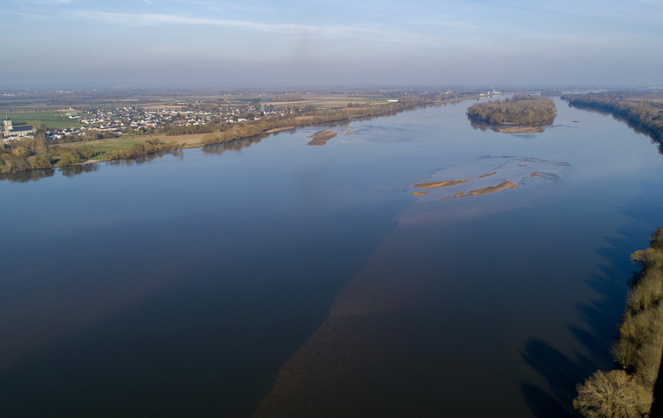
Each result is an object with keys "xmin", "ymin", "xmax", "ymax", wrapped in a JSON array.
[
  {"xmin": 410, "ymin": 156, "xmax": 569, "ymax": 200},
  {"xmin": 567, "ymin": 102, "xmax": 663, "ymax": 155},
  {"xmin": 108, "ymin": 149, "xmax": 184, "ymax": 166},
  {"xmin": 202, "ymin": 133, "xmax": 268, "ymax": 155},
  {"xmin": 469, "ymin": 117, "xmax": 556, "ymax": 132},
  {"xmin": 60, "ymin": 163, "xmax": 99, "ymax": 177},
  {"xmin": 0, "ymin": 168, "xmax": 54, "ymax": 183}
]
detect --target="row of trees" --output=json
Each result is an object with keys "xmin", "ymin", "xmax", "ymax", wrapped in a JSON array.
[
  {"xmin": 162, "ymin": 121, "xmax": 222, "ymax": 136},
  {"xmin": 272, "ymin": 94, "xmax": 302, "ymax": 102},
  {"xmin": 574, "ymin": 228, "xmax": 663, "ymax": 417},
  {"xmin": 562, "ymin": 93, "xmax": 663, "ymax": 144},
  {"xmin": 0, "ymin": 133, "xmax": 95, "ymax": 173},
  {"xmin": 466, "ymin": 95, "xmax": 556, "ymax": 125}
]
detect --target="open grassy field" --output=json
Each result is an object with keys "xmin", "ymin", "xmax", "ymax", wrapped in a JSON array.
[{"xmin": 7, "ymin": 111, "xmax": 83, "ymax": 129}]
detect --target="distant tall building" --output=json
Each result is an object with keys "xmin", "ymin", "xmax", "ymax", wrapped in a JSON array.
[{"xmin": 3, "ymin": 115, "xmax": 35, "ymax": 142}]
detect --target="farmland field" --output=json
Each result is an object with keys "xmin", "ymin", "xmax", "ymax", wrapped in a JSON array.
[{"xmin": 6, "ymin": 111, "xmax": 83, "ymax": 129}]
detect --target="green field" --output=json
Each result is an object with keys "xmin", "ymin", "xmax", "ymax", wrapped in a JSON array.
[
  {"xmin": 68, "ymin": 139, "xmax": 144, "ymax": 160},
  {"xmin": 7, "ymin": 111, "xmax": 84, "ymax": 129}
]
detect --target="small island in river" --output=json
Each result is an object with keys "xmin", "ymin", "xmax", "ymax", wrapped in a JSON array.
[
  {"xmin": 307, "ymin": 129, "xmax": 337, "ymax": 146},
  {"xmin": 467, "ymin": 95, "xmax": 556, "ymax": 132}
]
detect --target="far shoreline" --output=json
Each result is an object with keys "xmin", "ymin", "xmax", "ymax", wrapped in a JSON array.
[{"xmin": 1, "ymin": 94, "xmax": 481, "ymax": 175}]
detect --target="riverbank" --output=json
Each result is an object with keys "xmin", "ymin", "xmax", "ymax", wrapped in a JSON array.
[
  {"xmin": 574, "ymin": 228, "xmax": 663, "ymax": 417},
  {"xmin": 562, "ymin": 93, "xmax": 663, "ymax": 147},
  {"xmin": 0, "ymin": 94, "xmax": 477, "ymax": 174}
]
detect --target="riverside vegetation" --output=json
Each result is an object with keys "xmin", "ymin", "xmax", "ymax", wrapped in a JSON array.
[
  {"xmin": 466, "ymin": 95, "xmax": 556, "ymax": 125},
  {"xmin": 0, "ymin": 133, "xmax": 177, "ymax": 173},
  {"xmin": 0, "ymin": 94, "xmax": 464, "ymax": 174},
  {"xmin": 562, "ymin": 92, "xmax": 663, "ymax": 148},
  {"xmin": 574, "ymin": 228, "xmax": 663, "ymax": 417}
]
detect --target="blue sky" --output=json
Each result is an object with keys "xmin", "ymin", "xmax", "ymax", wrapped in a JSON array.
[{"xmin": 2, "ymin": 0, "xmax": 662, "ymax": 88}]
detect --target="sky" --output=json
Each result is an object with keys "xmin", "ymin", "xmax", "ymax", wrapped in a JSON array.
[{"xmin": 2, "ymin": 0, "xmax": 663, "ymax": 89}]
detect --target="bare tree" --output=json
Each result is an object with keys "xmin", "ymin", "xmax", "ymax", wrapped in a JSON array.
[{"xmin": 573, "ymin": 370, "xmax": 652, "ymax": 417}]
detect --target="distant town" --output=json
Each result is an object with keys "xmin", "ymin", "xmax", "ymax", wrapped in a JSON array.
[
  {"xmin": 0, "ymin": 88, "xmax": 505, "ymax": 145},
  {"xmin": 3, "ymin": 100, "xmax": 298, "ymax": 144}
]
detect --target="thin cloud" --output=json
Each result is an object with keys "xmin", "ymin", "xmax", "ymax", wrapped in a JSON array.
[
  {"xmin": 21, "ymin": 0, "xmax": 73, "ymax": 4},
  {"xmin": 73, "ymin": 11, "xmax": 415, "ymax": 43},
  {"xmin": 6, "ymin": 11, "xmax": 49, "ymax": 20},
  {"xmin": 407, "ymin": 18, "xmax": 479, "ymax": 32}
]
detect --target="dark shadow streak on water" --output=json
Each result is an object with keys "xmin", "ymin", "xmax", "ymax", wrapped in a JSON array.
[
  {"xmin": 521, "ymin": 382, "xmax": 574, "ymax": 418},
  {"xmin": 521, "ymin": 222, "xmax": 648, "ymax": 416},
  {"xmin": 570, "ymin": 235, "xmax": 638, "ymax": 361},
  {"xmin": 521, "ymin": 339, "xmax": 592, "ymax": 417}
]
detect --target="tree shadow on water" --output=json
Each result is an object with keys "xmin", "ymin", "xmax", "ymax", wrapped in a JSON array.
[
  {"xmin": 521, "ymin": 339, "xmax": 595, "ymax": 417},
  {"xmin": 571, "ymin": 234, "xmax": 636, "ymax": 361},
  {"xmin": 522, "ymin": 230, "xmax": 644, "ymax": 417},
  {"xmin": 521, "ymin": 382, "xmax": 574, "ymax": 418}
]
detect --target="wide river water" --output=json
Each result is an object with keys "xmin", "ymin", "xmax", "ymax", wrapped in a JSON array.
[{"xmin": 2, "ymin": 97, "xmax": 663, "ymax": 417}]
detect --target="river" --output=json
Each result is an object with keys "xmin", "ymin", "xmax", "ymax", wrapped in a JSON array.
[{"xmin": 2, "ymin": 97, "xmax": 663, "ymax": 417}]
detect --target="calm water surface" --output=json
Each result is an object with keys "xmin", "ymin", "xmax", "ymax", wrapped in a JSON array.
[{"xmin": 2, "ymin": 98, "xmax": 663, "ymax": 417}]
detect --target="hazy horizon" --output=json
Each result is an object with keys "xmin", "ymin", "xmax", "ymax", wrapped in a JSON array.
[{"xmin": 3, "ymin": 0, "xmax": 662, "ymax": 89}]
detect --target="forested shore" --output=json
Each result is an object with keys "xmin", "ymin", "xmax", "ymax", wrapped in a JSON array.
[
  {"xmin": 562, "ymin": 93, "xmax": 663, "ymax": 146},
  {"xmin": 574, "ymin": 229, "xmax": 663, "ymax": 417},
  {"xmin": 466, "ymin": 95, "xmax": 556, "ymax": 125},
  {"xmin": 0, "ymin": 94, "xmax": 467, "ymax": 174}
]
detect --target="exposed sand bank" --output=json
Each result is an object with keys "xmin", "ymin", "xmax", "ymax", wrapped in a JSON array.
[
  {"xmin": 442, "ymin": 180, "xmax": 518, "ymax": 199},
  {"xmin": 265, "ymin": 126, "xmax": 296, "ymax": 134},
  {"xmin": 413, "ymin": 172, "xmax": 496, "ymax": 190},
  {"xmin": 495, "ymin": 126, "xmax": 544, "ymax": 133},
  {"xmin": 307, "ymin": 129, "xmax": 338, "ymax": 146},
  {"xmin": 410, "ymin": 156, "xmax": 568, "ymax": 200}
]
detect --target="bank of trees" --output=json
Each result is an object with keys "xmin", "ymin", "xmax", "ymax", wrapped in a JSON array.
[
  {"xmin": 273, "ymin": 93, "xmax": 302, "ymax": 102},
  {"xmin": 562, "ymin": 93, "xmax": 663, "ymax": 145},
  {"xmin": 162, "ymin": 121, "xmax": 222, "ymax": 136},
  {"xmin": 466, "ymin": 95, "xmax": 556, "ymax": 125},
  {"xmin": 574, "ymin": 228, "xmax": 663, "ymax": 417},
  {"xmin": 0, "ymin": 134, "xmax": 96, "ymax": 173}
]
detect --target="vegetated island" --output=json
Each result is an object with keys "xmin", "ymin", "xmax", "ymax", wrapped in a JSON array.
[
  {"xmin": 562, "ymin": 91, "xmax": 663, "ymax": 148},
  {"xmin": 466, "ymin": 95, "xmax": 556, "ymax": 133},
  {"xmin": 0, "ymin": 90, "xmax": 483, "ymax": 174},
  {"xmin": 574, "ymin": 228, "xmax": 663, "ymax": 417}
]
